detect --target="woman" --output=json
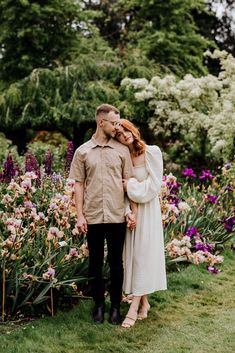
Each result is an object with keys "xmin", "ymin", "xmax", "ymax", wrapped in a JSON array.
[{"xmin": 116, "ymin": 119, "xmax": 167, "ymax": 328}]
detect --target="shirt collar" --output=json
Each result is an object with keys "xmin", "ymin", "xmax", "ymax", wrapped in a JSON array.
[{"xmin": 91, "ymin": 135, "xmax": 115, "ymax": 148}]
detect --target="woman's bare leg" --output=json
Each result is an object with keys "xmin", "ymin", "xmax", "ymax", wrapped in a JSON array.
[
  {"xmin": 121, "ymin": 295, "xmax": 141, "ymax": 328},
  {"xmin": 138, "ymin": 295, "xmax": 150, "ymax": 320}
]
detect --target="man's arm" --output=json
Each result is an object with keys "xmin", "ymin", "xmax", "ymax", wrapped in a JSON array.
[{"xmin": 74, "ymin": 182, "xmax": 87, "ymax": 234}]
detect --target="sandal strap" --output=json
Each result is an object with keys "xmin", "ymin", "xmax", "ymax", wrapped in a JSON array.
[{"xmin": 124, "ymin": 316, "xmax": 136, "ymax": 322}]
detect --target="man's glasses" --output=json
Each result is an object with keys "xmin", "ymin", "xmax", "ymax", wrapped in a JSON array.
[{"xmin": 102, "ymin": 119, "xmax": 121, "ymax": 128}]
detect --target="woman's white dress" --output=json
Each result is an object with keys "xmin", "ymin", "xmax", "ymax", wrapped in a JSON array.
[{"xmin": 123, "ymin": 145, "xmax": 167, "ymax": 296}]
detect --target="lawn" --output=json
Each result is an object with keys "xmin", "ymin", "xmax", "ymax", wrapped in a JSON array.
[{"xmin": 0, "ymin": 248, "xmax": 234, "ymax": 353}]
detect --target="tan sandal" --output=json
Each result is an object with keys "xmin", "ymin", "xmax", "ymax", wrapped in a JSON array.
[
  {"xmin": 121, "ymin": 311, "xmax": 138, "ymax": 328},
  {"xmin": 137, "ymin": 304, "xmax": 150, "ymax": 320}
]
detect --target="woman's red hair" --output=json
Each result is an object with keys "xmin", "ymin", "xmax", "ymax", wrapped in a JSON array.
[{"xmin": 120, "ymin": 119, "xmax": 146, "ymax": 156}]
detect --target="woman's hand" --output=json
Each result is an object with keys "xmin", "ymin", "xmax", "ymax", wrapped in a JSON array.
[
  {"xmin": 122, "ymin": 178, "xmax": 128, "ymax": 192},
  {"xmin": 126, "ymin": 212, "xmax": 136, "ymax": 230}
]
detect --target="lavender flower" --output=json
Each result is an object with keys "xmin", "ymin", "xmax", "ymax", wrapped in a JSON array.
[
  {"xmin": 199, "ymin": 170, "xmax": 214, "ymax": 182},
  {"xmin": 65, "ymin": 141, "xmax": 74, "ymax": 173},
  {"xmin": 51, "ymin": 172, "xmax": 62, "ymax": 184},
  {"xmin": 44, "ymin": 149, "xmax": 53, "ymax": 175},
  {"xmin": 1, "ymin": 153, "xmax": 17, "ymax": 183},
  {"xmin": 182, "ymin": 168, "xmax": 196, "ymax": 178},
  {"xmin": 25, "ymin": 152, "xmax": 41, "ymax": 186},
  {"xmin": 207, "ymin": 266, "xmax": 221, "ymax": 274}
]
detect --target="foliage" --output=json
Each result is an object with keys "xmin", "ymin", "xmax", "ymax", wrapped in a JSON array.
[
  {"xmin": 27, "ymin": 131, "xmax": 69, "ymax": 172},
  {"xmin": 86, "ymin": 0, "xmax": 214, "ymax": 77},
  {"xmin": 0, "ymin": 0, "xmax": 93, "ymax": 82},
  {"xmin": 0, "ymin": 133, "xmax": 22, "ymax": 168},
  {"xmin": 208, "ymin": 0, "xmax": 235, "ymax": 58},
  {"xmin": 121, "ymin": 50, "xmax": 235, "ymax": 164}
]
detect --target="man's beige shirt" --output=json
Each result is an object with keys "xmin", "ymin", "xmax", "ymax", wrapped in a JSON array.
[{"xmin": 69, "ymin": 136, "xmax": 134, "ymax": 224}]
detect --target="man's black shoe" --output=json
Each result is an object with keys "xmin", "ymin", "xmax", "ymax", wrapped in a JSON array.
[
  {"xmin": 109, "ymin": 307, "xmax": 122, "ymax": 325},
  {"xmin": 93, "ymin": 305, "xmax": 104, "ymax": 324}
]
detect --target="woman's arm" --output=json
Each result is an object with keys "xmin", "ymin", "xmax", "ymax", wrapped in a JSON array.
[{"xmin": 126, "ymin": 146, "xmax": 163, "ymax": 204}]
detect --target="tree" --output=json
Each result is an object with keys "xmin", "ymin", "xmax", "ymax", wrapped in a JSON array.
[
  {"xmin": 0, "ymin": 0, "xmax": 87, "ymax": 82},
  {"xmin": 208, "ymin": 0, "xmax": 235, "ymax": 56},
  {"xmin": 85, "ymin": 0, "xmax": 214, "ymax": 77}
]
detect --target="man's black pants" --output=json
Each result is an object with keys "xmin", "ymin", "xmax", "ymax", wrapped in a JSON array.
[{"xmin": 87, "ymin": 223, "xmax": 126, "ymax": 308}]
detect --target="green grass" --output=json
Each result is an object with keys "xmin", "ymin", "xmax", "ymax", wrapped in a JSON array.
[{"xmin": 0, "ymin": 249, "xmax": 235, "ymax": 353}]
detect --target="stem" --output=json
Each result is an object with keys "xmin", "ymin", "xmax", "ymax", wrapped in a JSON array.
[
  {"xmin": 50, "ymin": 286, "xmax": 54, "ymax": 317},
  {"xmin": 2, "ymin": 265, "xmax": 5, "ymax": 322}
]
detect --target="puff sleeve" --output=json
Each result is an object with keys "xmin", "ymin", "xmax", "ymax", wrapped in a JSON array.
[{"xmin": 127, "ymin": 145, "xmax": 163, "ymax": 203}]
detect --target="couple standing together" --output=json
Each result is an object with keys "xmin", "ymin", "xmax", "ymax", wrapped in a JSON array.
[{"xmin": 69, "ymin": 104, "xmax": 167, "ymax": 328}]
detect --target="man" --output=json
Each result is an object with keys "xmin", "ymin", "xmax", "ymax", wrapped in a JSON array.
[{"xmin": 69, "ymin": 104, "xmax": 134, "ymax": 324}]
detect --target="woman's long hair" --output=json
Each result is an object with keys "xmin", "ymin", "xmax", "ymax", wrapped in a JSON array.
[{"xmin": 120, "ymin": 119, "xmax": 145, "ymax": 156}]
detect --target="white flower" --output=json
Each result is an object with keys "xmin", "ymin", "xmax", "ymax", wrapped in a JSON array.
[{"xmin": 178, "ymin": 202, "xmax": 191, "ymax": 212}]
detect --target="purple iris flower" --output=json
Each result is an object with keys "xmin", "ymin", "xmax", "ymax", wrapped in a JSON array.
[
  {"xmin": 206, "ymin": 194, "xmax": 219, "ymax": 204},
  {"xmin": 207, "ymin": 266, "xmax": 221, "ymax": 274},
  {"xmin": 185, "ymin": 227, "xmax": 200, "ymax": 238},
  {"xmin": 226, "ymin": 184, "xmax": 233, "ymax": 192},
  {"xmin": 168, "ymin": 195, "xmax": 180, "ymax": 207},
  {"xmin": 223, "ymin": 216, "xmax": 235, "ymax": 233},
  {"xmin": 182, "ymin": 168, "xmax": 196, "ymax": 178},
  {"xmin": 199, "ymin": 170, "xmax": 214, "ymax": 181},
  {"xmin": 194, "ymin": 242, "xmax": 214, "ymax": 252},
  {"xmin": 167, "ymin": 181, "xmax": 181, "ymax": 194}
]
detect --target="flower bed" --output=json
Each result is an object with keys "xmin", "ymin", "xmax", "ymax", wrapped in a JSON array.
[{"xmin": 0, "ymin": 150, "xmax": 234, "ymax": 321}]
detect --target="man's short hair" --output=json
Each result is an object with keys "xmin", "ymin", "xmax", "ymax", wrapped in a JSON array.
[{"xmin": 96, "ymin": 104, "xmax": 120, "ymax": 117}]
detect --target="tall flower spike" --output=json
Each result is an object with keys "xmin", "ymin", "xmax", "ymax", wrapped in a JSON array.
[
  {"xmin": 44, "ymin": 149, "xmax": 53, "ymax": 176},
  {"xmin": 65, "ymin": 141, "xmax": 74, "ymax": 174},
  {"xmin": 1, "ymin": 153, "xmax": 17, "ymax": 183},
  {"xmin": 25, "ymin": 152, "xmax": 41, "ymax": 186}
]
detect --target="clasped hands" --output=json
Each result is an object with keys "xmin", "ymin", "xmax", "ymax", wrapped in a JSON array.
[{"xmin": 126, "ymin": 212, "xmax": 137, "ymax": 230}]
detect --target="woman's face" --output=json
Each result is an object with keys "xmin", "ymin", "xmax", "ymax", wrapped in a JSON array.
[{"xmin": 116, "ymin": 126, "xmax": 134, "ymax": 145}]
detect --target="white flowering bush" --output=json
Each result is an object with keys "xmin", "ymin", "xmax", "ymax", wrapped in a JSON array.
[{"xmin": 121, "ymin": 50, "xmax": 235, "ymax": 163}]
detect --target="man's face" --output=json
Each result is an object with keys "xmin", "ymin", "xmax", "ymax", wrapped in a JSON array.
[{"xmin": 100, "ymin": 111, "xmax": 121, "ymax": 138}]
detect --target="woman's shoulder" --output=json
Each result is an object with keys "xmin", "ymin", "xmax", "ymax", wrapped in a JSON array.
[{"xmin": 145, "ymin": 145, "xmax": 162, "ymax": 155}]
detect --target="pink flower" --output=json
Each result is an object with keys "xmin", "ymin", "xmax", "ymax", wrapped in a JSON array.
[
  {"xmin": 42, "ymin": 267, "xmax": 55, "ymax": 280},
  {"xmin": 182, "ymin": 168, "xmax": 196, "ymax": 178},
  {"xmin": 69, "ymin": 248, "xmax": 79, "ymax": 258},
  {"xmin": 47, "ymin": 227, "xmax": 63, "ymax": 240}
]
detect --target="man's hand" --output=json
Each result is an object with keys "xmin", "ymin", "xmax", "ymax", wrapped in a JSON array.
[
  {"xmin": 76, "ymin": 214, "xmax": 88, "ymax": 234},
  {"xmin": 126, "ymin": 212, "xmax": 136, "ymax": 231}
]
